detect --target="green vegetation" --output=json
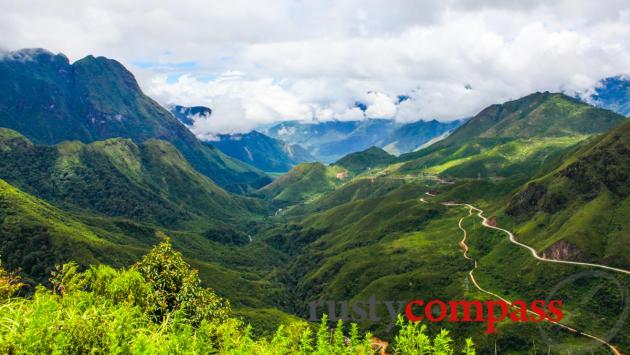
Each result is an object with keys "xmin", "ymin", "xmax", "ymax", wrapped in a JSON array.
[
  {"xmin": 0, "ymin": 241, "xmax": 475, "ymax": 354},
  {"xmin": 0, "ymin": 49, "xmax": 269, "ymax": 192},
  {"xmin": 289, "ymin": 176, "xmax": 407, "ymax": 215},
  {"xmin": 395, "ymin": 92, "xmax": 625, "ymax": 181},
  {"xmin": 210, "ymin": 130, "xmax": 315, "ymax": 172},
  {"xmin": 0, "ymin": 177, "xmax": 133, "ymax": 281},
  {"xmin": 405, "ymin": 136, "xmax": 586, "ymax": 179},
  {"xmin": 257, "ymin": 163, "xmax": 347, "ymax": 205},
  {"xmin": 503, "ymin": 117, "xmax": 630, "ymax": 266},
  {"xmin": 333, "ymin": 146, "xmax": 394, "ymax": 175},
  {"xmin": 1, "ymin": 50, "xmax": 629, "ymax": 353},
  {"xmin": 0, "ymin": 175, "xmax": 290, "ymax": 330},
  {"xmin": 0, "ymin": 130, "xmax": 267, "ymax": 228}
]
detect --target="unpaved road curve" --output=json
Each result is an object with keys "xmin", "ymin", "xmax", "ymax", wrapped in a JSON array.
[
  {"xmin": 420, "ymin": 195, "xmax": 624, "ymax": 354},
  {"xmin": 442, "ymin": 202, "xmax": 630, "ymax": 276},
  {"xmin": 453, "ymin": 205, "xmax": 622, "ymax": 355}
]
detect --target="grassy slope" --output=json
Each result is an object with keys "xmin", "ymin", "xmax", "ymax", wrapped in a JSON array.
[
  {"xmin": 0, "ymin": 176, "xmax": 296, "ymax": 333},
  {"xmin": 256, "ymin": 163, "xmax": 346, "ymax": 204},
  {"xmin": 395, "ymin": 93, "xmax": 625, "ymax": 180},
  {"xmin": 252, "ymin": 95, "xmax": 630, "ymax": 352},
  {"xmin": 501, "ymin": 117, "xmax": 630, "ymax": 267},
  {"xmin": 289, "ymin": 177, "xmax": 407, "ymax": 215},
  {"xmin": 0, "ymin": 178, "xmax": 141, "ymax": 279},
  {"xmin": 0, "ymin": 128, "xmax": 267, "ymax": 229},
  {"xmin": 332, "ymin": 146, "xmax": 394, "ymax": 175}
]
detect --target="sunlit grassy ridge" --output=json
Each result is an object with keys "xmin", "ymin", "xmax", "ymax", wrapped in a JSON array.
[
  {"xmin": 0, "ymin": 129, "xmax": 267, "ymax": 228},
  {"xmin": 502, "ymin": 117, "xmax": 630, "ymax": 267},
  {"xmin": 395, "ymin": 92, "xmax": 625, "ymax": 180},
  {"xmin": 421, "ymin": 136, "xmax": 586, "ymax": 177},
  {"xmin": 257, "ymin": 162, "xmax": 347, "ymax": 204}
]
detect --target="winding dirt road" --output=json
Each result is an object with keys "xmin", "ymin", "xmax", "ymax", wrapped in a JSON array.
[
  {"xmin": 443, "ymin": 201, "xmax": 630, "ymax": 276},
  {"xmin": 420, "ymin": 193, "xmax": 625, "ymax": 354}
]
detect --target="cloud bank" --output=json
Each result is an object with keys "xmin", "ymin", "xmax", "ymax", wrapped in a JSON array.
[{"xmin": 1, "ymin": 0, "xmax": 630, "ymax": 134}]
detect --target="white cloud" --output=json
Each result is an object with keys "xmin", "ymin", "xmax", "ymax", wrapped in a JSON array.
[
  {"xmin": 147, "ymin": 73, "xmax": 314, "ymax": 133},
  {"xmin": 1, "ymin": 0, "xmax": 630, "ymax": 134}
]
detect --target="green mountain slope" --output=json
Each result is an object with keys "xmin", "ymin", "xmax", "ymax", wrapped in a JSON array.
[
  {"xmin": 395, "ymin": 92, "xmax": 625, "ymax": 179},
  {"xmin": 333, "ymin": 146, "xmax": 394, "ymax": 175},
  {"xmin": 0, "ymin": 128, "xmax": 266, "ymax": 228},
  {"xmin": 0, "ymin": 175, "xmax": 291, "ymax": 328},
  {"xmin": 0, "ymin": 177, "xmax": 142, "ymax": 280},
  {"xmin": 0, "ymin": 48, "xmax": 269, "ymax": 192},
  {"xmin": 256, "ymin": 163, "xmax": 346, "ymax": 204},
  {"xmin": 210, "ymin": 131, "xmax": 315, "ymax": 172},
  {"xmin": 503, "ymin": 117, "xmax": 630, "ymax": 267},
  {"xmin": 251, "ymin": 94, "xmax": 630, "ymax": 352},
  {"xmin": 442, "ymin": 92, "xmax": 622, "ymax": 142}
]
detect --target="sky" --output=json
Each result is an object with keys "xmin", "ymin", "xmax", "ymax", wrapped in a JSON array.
[{"xmin": 1, "ymin": 0, "xmax": 630, "ymax": 134}]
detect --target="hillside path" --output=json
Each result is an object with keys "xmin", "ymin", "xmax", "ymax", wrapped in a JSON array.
[{"xmin": 420, "ymin": 192, "xmax": 625, "ymax": 354}]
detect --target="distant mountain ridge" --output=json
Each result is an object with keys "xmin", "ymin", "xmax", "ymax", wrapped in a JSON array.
[
  {"xmin": 0, "ymin": 48, "xmax": 269, "ymax": 193},
  {"xmin": 264, "ymin": 118, "xmax": 463, "ymax": 162},
  {"xmin": 168, "ymin": 105, "xmax": 315, "ymax": 172},
  {"xmin": 209, "ymin": 131, "xmax": 315, "ymax": 172}
]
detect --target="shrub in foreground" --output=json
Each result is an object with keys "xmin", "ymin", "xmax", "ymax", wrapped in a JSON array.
[{"xmin": 0, "ymin": 240, "xmax": 474, "ymax": 354}]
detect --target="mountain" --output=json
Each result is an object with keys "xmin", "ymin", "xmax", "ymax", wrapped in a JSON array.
[
  {"xmin": 380, "ymin": 119, "xmax": 463, "ymax": 155},
  {"xmin": 0, "ymin": 128, "xmax": 265, "ymax": 228},
  {"xmin": 504, "ymin": 117, "xmax": 630, "ymax": 267},
  {"xmin": 264, "ymin": 120, "xmax": 366, "ymax": 162},
  {"xmin": 0, "ymin": 177, "xmax": 140, "ymax": 281},
  {"xmin": 0, "ymin": 171, "xmax": 287, "ymax": 320},
  {"xmin": 0, "ymin": 48, "xmax": 269, "ymax": 193},
  {"xmin": 169, "ymin": 104, "xmax": 212, "ymax": 126},
  {"xmin": 396, "ymin": 92, "xmax": 626, "ymax": 179},
  {"xmin": 443, "ymin": 92, "xmax": 622, "ymax": 142},
  {"xmin": 333, "ymin": 146, "xmax": 394, "ymax": 174},
  {"xmin": 256, "ymin": 163, "xmax": 347, "ymax": 204},
  {"xmin": 264, "ymin": 118, "xmax": 461, "ymax": 162},
  {"xmin": 580, "ymin": 75, "xmax": 630, "ymax": 116},
  {"xmin": 208, "ymin": 131, "xmax": 315, "ymax": 172},
  {"xmin": 255, "ymin": 94, "xmax": 630, "ymax": 352},
  {"xmin": 167, "ymin": 105, "xmax": 315, "ymax": 172}
]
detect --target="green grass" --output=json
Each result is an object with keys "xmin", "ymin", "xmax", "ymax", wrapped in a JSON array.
[
  {"xmin": 257, "ymin": 162, "xmax": 346, "ymax": 205},
  {"xmin": 0, "ymin": 132, "xmax": 269, "ymax": 230},
  {"xmin": 333, "ymin": 147, "xmax": 394, "ymax": 175},
  {"xmin": 502, "ymin": 118, "xmax": 630, "ymax": 267}
]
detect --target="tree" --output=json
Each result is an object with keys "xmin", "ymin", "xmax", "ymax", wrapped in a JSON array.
[{"xmin": 134, "ymin": 239, "xmax": 231, "ymax": 325}]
